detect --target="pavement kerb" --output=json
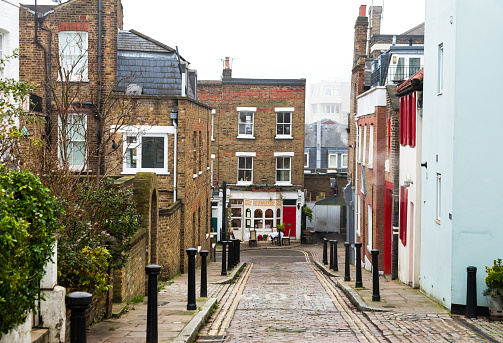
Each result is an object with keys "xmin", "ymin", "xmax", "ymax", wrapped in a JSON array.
[
  {"xmin": 314, "ymin": 260, "xmax": 389, "ymax": 312},
  {"xmin": 211, "ymin": 262, "xmax": 246, "ymax": 284},
  {"xmin": 173, "ymin": 297, "xmax": 217, "ymax": 343}
]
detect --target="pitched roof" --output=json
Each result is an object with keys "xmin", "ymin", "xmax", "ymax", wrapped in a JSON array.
[
  {"xmin": 118, "ymin": 30, "xmax": 178, "ymax": 55},
  {"xmin": 305, "ymin": 120, "xmax": 348, "ymax": 149},
  {"xmin": 401, "ymin": 22, "xmax": 425, "ymax": 36},
  {"xmin": 396, "ymin": 68, "xmax": 424, "ymax": 95}
]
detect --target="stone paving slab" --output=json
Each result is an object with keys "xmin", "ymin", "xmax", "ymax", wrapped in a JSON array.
[{"xmin": 87, "ymin": 261, "xmax": 239, "ymax": 343}]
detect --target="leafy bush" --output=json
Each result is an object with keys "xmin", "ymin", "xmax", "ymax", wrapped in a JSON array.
[
  {"xmin": 302, "ymin": 205, "xmax": 313, "ymax": 222},
  {"xmin": 0, "ymin": 166, "xmax": 61, "ymax": 336},
  {"xmin": 484, "ymin": 258, "xmax": 503, "ymax": 296},
  {"xmin": 58, "ymin": 178, "xmax": 141, "ymax": 295}
]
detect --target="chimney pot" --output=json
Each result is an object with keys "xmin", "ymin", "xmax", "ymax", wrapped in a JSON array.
[
  {"xmin": 224, "ymin": 57, "xmax": 230, "ymax": 69},
  {"xmin": 359, "ymin": 5, "xmax": 367, "ymax": 17}
]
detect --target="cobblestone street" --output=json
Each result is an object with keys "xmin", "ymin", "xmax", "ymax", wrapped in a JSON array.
[{"xmin": 196, "ymin": 245, "xmax": 502, "ymax": 343}]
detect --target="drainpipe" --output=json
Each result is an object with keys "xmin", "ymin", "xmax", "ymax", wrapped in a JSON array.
[
  {"xmin": 172, "ymin": 102, "xmax": 178, "ymax": 202},
  {"xmin": 96, "ymin": 0, "xmax": 103, "ymax": 175},
  {"xmin": 34, "ymin": 1, "xmax": 52, "ymax": 147},
  {"xmin": 316, "ymin": 120, "xmax": 321, "ymax": 169}
]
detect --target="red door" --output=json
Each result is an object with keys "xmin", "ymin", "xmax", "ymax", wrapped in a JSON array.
[
  {"xmin": 283, "ymin": 206, "xmax": 297, "ymax": 237},
  {"xmin": 384, "ymin": 186, "xmax": 393, "ymax": 274}
]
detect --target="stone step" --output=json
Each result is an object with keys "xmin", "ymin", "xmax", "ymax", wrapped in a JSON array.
[{"xmin": 30, "ymin": 328, "xmax": 49, "ymax": 343}]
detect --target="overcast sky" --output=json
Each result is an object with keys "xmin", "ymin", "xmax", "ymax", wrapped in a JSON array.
[{"xmin": 29, "ymin": 0, "xmax": 425, "ymax": 85}]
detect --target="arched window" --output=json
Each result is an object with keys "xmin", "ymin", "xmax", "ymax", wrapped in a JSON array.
[
  {"xmin": 254, "ymin": 209, "xmax": 263, "ymax": 229},
  {"xmin": 265, "ymin": 209, "xmax": 274, "ymax": 229}
]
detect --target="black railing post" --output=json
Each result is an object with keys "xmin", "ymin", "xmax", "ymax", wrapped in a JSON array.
[
  {"xmin": 323, "ymin": 238, "xmax": 328, "ymax": 265},
  {"xmin": 186, "ymin": 248, "xmax": 197, "ymax": 310},
  {"xmin": 236, "ymin": 238, "xmax": 240, "ymax": 263},
  {"xmin": 466, "ymin": 266, "xmax": 478, "ymax": 318},
  {"xmin": 200, "ymin": 250, "xmax": 209, "ymax": 298},
  {"xmin": 221, "ymin": 241, "xmax": 227, "ymax": 276},
  {"xmin": 355, "ymin": 242, "xmax": 363, "ymax": 288},
  {"xmin": 66, "ymin": 292, "xmax": 93, "ymax": 343},
  {"xmin": 329, "ymin": 240, "xmax": 334, "ymax": 269},
  {"xmin": 344, "ymin": 242, "xmax": 351, "ymax": 281},
  {"xmin": 227, "ymin": 239, "xmax": 234, "ymax": 270},
  {"xmin": 145, "ymin": 264, "xmax": 161, "ymax": 343},
  {"xmin": 333, "ymin": 240, "xmax": 338, "ymax": 271},
  {"xmin": 371, "ymin": 250, "xmax": 380, "ymax": 301}
]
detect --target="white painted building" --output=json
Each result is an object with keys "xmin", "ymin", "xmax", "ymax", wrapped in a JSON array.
[
  {"xmin": 396, "ymin": 70, "xmax": 423, "ymax": 288},
  {"xmin": 421, "ymin": 0, "xmax": 503, "ymax": 313},
  {"xmin": 307, "ymin": 79, "xmax": 350, "ymax": 124},
  {"xmin": 0, "ymin": 0, "xmax": 19, "ymax": 80}
]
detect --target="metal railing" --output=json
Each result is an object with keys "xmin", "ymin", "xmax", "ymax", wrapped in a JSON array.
[{"xmin": 371, "ymin": 64, "xmax": 423, "ymax": 88}]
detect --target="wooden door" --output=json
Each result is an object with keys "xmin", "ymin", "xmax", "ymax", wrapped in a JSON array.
[{"xmin": 283, "ymin": 206, "xmax": 297, "ymax": 237}]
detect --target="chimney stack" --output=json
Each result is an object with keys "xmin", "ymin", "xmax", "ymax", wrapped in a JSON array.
[
  {"xmin": 222, "ymin": 57, "xmax": 232, "ymax": 79},
  {"xmin": 353, "ymin": 5, "xmax": 369, "ymax": 63},
  {"xmin": 369, "ymin": 6, "xmax": 382, "ymax": 36}
]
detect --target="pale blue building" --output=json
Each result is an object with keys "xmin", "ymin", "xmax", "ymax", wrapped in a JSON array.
[{"xmin": 421, "ymin": 0, "xmax": 503, "ymax": 313}]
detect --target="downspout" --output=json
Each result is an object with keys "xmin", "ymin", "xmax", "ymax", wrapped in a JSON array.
[
  {"xmin": 34, "ymin": 0, "xmax": 52, "ymax": 147},
  {"xmin": 96, "ymin": 0, "xmax": 103, "ymax": 176},
  {"xmin": 173, "ymin": 100, "xmax": 178, "ymax": 202}
]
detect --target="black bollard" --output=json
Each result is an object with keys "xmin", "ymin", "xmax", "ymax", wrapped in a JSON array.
[
  {"xmin": 186, "ymin": 248, "xmax": 197, "ymax": 310},
  {"xmin": 200, "ymin": 250, "xmax": 209, "ymax": 298},
  {"xmin": 355, "ymin": 242, "xmax": 363, "ymax": 288},
  {"xmin": 466, "ymin": 266, "xmax": 477, "ymax": 318},
  {"xmin": 344, "ymin": 242, "xmax": 351, "ymax": 281},
  {"xmin": 333, "ymin": 240, "xmax": 339, "ymax": 271},
  {"xmin": 145, "ymin": 264, "xmax": 161, "ymax": 343},
  {"xmin": 329, "ymin": 240, "xmax": 334, "ymax": 269},
  {"xmin": 323, "ymin": 238, "xmax": 328, "ymax": 265},
  {"xmin": 371, "ymin": 250, "xmax": 380, "ymax": 301},
  {"xmin": 234, "ymin": 239, "xmax": 240, "ymax": 264},
  {"xmin": 236, "ymin": 238, "xmax": 241, "ymax": 264},
  {"xmin": 227, "ymin": 240, "xmax": 234, "ymax": 270},
  {"xmin": 66, "ymin": 292, "xmax": 93, "ymax": 343},
  {"xmin": 221, "ymin": 241, "xmax": 227, "ymax": 276}
]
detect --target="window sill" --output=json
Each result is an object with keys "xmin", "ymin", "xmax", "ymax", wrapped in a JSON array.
[
  {"xmin": 236, "ymin": 181, "xmax": 252, "ymax": 186},
  {"xmin": 274, "ymin": 183, "xmax": 292, "ymax": 187},
  {"xmin": 236, "ymin": 135, "xmax": 255, "ymax": 139},
  {"xmin": 275, "ymin": 135, "xmax": 293, "ymax": 140},
  {"xmin": 122, "ymin": 170, "xmax": 170, "ymax": 175}
]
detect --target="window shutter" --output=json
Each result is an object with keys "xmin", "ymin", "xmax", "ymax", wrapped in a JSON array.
[
  {"xmin": 399, "ymin": 186, "xmax": 408, "ymax": 245},
  {"xmin": 411, "ymin": 92, "xmax": 416, "ymax": 147}
]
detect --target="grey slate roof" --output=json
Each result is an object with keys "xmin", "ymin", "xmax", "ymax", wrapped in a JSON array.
[
  {"xmin": 117, "ymin": 30, "xmax": 182, "ymax": 96},
  {"xmin": 305, "ymin": 119, "xmax": 348, "ymax": 149}
]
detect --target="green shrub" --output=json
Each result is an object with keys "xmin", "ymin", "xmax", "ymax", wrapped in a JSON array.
[
  {"xmin": 485, "ymin": 258, "xmax": 503, "ymax": 296},
  {"xmin": 0, "ymin": 166, "xmax": 61, "ymax": 336}
]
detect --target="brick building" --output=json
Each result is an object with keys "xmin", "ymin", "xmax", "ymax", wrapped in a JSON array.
[
  {"xmin": 198, "ymin": 58, "xmax": 305, "ymax": 241},
  {"xmin": 19, "ymin": 0, "xmax": 211, "ymax": 314},
  {"xmin": 346, "ymin": 5, "xmax": 424, "ymax": 273}
]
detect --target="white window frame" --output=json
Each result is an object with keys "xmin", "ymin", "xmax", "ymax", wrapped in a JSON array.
[
  {"xmin": 436, "ymin": 173, "xmax": 442, "ymax": 222},
  {"xmin": 328, "ymin": 153, "xmax": 338, "ymax": 168},
  {"xmin": 275, "ymin": 107, "xmax": 294, "ymax": 139},
  {"xmin": 114, "ymin": 126, "xmax": 174, "ymax": 175},
  {"xmin": 356, "ymin": 195, "xmax": 361, "ymax": 236},
  {"xmin": 341, "ymin": 154, "xmax": 348, "ymax": 168},
  {"xmin": 236, "ymin": 152, "xmax": 255, "ymax": 185},
  {"xmin": 358, "ymin": 125, "xmax": 362, "ymax": 162},
  {"xmin": 210, "ymin": 154, "xmax": 215, "ymax": 186},
  {"xmin": 237, "ymin": 107, "xmax": 256, "ymax": 139},
  {"xmin": 211, "ymin": 109, "xmax": 215, "ymax": 141},
  {"xmin": 438, "ymin": 43, "xmax": 443, "ymax": 94},
  {"xmin": 304, "ymin": 152, "xmax": 309, "ymax": 168},
  {"xmin": 362, "ymin": 125, "xmax": 367, "ymax": 165},
  {"xmin": 368, "ymin": 124, "xmax": 374, "ymax": 168},
  {"xmin": 367, "ymin": 204, "xmax": 373, "ymax": 250},
  {"xmin": 58, "ymin": 31, "xmax": 88, "ymax": 82},
  {"xmin": 274, "ymin": 152, "xmax": 294, "ymax": 186},
  {"xmin": 58, "ymin": 113, "xmax": 87, "ymax": 171}
]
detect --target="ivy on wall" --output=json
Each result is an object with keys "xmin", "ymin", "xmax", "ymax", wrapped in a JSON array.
[{"xmin": 0, "ymin": 166, "xmax": 61, "ymax": 336}]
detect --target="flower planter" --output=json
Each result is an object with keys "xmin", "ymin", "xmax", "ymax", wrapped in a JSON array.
[{"xmin": 486, "ymin": 294, "xmax": 503, "ymax": 320}]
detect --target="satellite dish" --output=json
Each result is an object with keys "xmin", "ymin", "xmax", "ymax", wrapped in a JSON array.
[{"xmin": 126, "ymin": 84, "xmax": 143, "ymax": 95}]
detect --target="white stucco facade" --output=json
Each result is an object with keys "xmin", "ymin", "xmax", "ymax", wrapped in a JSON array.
[
  {"xmin": 0, "ymin": 0, "xmax": 19, "ymax": 80},
  {"xmin": 398, "ymin": 92, "xmax": 422, "ymax": 288},
  {"xmin": 422, "ymin": 0, "xmax": 503, "ymax": 310}
]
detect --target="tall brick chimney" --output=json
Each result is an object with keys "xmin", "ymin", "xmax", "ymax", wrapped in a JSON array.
[
  {"xmin": 353, "ymin": 5, "xmax": 369, "ymax": 64},
  {"xmin": 369, "ymin": 6, "xmax": 382, "ymax": 38},
  {"xmin": 222, "ymin": 57, "xmax": 232, "ymax": 79}
]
